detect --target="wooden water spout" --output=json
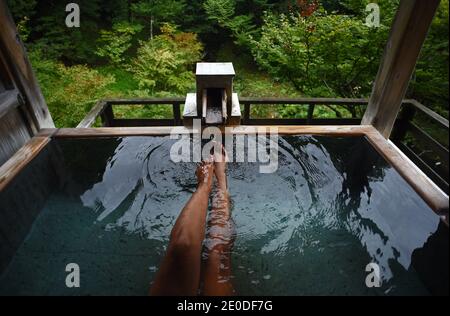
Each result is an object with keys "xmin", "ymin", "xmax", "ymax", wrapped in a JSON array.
[{"xmin": 183, "ymin": 63, "xmax": 241, "ymax": 126}]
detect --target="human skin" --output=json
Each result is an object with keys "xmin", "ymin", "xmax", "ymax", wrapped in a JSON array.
[
  {"xmin": 201, "ymin": 148, "xmax": 235, "ymax": 296},
  {"xmin": 150, "ymin": 148, "xmax": 235, "ymax": 296},
  {"xmin": 150, "ymin": 160, "xmax": 214, "ymax": 296}
]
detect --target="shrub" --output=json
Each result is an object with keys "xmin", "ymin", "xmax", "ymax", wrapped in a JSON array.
[
  {"xmin": 130, "ymin": 24, "xmax": 203, "ymax": 95},
  {"xmin": 204, "ymin": 0, "xmax": 256, "ymax": 47},
  {"xmin": 95, "ymin": 22, "xmax": 143, "ymax": 66},
  {"xmin": 251, "ymin": 10, "xmax": 390, "ymax": 98},
  {"xmin": 29, "ymin": 50, "xmax": 115, "ymax": 127},
  {"xmin": 409, "ymin": 0, "xmax": 449, "ymax": 117}
]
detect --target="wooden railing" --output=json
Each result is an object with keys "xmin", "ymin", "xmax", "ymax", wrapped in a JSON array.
[
  {"xmin": 78, "ymin": 98, "xmax": 184, "ymax": 128},
  {"xmin": 78, "ymin": 97, "xmax": 449, "ymax": 193},
  {"xmin": 391, "ymin": 100, "xmax": 449, "ymax": 194}
]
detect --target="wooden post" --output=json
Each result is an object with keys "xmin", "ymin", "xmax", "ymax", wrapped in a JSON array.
[
  {"xmin": 243, "ymin": 103, "xmax": 250, "ymax": 125},
  {"xmin": 173, "ymin": 102, "xmax": 181, "ymax": 126},
  {"xmin": 390, "ymin": 104, "xmax": 416, "ymax": 144},
  {"xmin": 307, "ymin": 105, "xmax": 315, "ymax": 124},
  {"xmin": 101, "ymin": 104, "xmax": 114, "ymax": 127},
  {"xmin": 362, "ymin": 0, "xmax": 440, "ymax": 138}
]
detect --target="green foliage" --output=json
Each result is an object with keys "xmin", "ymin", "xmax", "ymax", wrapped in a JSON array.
[
  {"xmin": 409, "ymin": 0, "xmax": 449, "ymax": 118},
  {"xmin": 131, "ymin": 0, "xmax": 186, "ymax": 35},
  {"xmin": 4, "ymin": 0, "xmax": 448, "ymax": 127},
  {"xmin": 218, "ymin": 41, "xmax": 305, "ymax": 120},
  {"xmin": 337, "ymin": 0, "xmax": 399, "ymax": 17},
  {"xmin": 29, "ymin": 50, "xmax": 115, "ymax": 127},
  {"xmin": 130, "ymin": 24, "xmax": 203, "ymax": 94},
  {"xmin": 204, "ymin": 0, "xmax": 257, "ymax": 47},
  {"xmin": 96, "ymin": 66, "xmax": 141, "ymax": 96},
  {"xmin": 113, "ymin": 105, "xmax": 173, "ymax": 120},
  {"xmin": 15, "ymin": 16, "xmax": 31, "ymax": 42},
  {"xmin": 177, "ymin": 1, "xmax": 213, "ymax": 35},
  {"xmin": 95, "ymin": 22, "xmax": 143, "ymax": 66},
  {"xmin": 6, "ymin": 0, "xmax": 36, "ymax": 21},
  {"xmin": 204, "ymin": 0, "xmax": 236, "ymax": 24},
  {"xmin": 26, "ymin": 0, "xmax": 102, "ymax": 63},
  {"xmin": 6, "ymin": 0, "xmax": 35, "ymax": 42},
  {"xmin": 251, "ymin": 8, "xmax": 390, "ymax": 98}
]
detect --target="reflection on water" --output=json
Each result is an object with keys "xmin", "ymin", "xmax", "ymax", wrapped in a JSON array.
[
  {"xmin": 0, "ymin": 136, "xmax": 447, "ymax": 296},
  {"xmin": 80, "ymin": 137, "xmax": 197, "ymax": 241}
]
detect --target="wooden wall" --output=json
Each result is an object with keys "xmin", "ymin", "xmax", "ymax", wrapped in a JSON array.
[
  {"xmin": 0, "ymin": 0, "xmax": 54, "ymax": 167},
  {"xmin": 0, "ymin": 109, "xmax": 31, "ymax": 166}
]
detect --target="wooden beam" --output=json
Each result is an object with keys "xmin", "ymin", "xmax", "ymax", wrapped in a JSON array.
[
  {"xmin": 112, "ymin": 119, "xmax": 177, "ymax": 127},
  {"xmin": 397, "ymin": 142, "xmax": 448, "ymax": 193},
  {"xmin": 54, "ymin": 125, "xmax": 371, "ymax": 138},
  {"xmin": 103, "ymin": 97, "xmax": 369, "ymax": 106},
  {"xmin": 104, "ymin": 97, "xmax": 185, "ymax": 105},
  {"xmin": 244, "ymin": 118, "xmax": 361, "ymax": 125},
  {"xmin": 55, "ymin": 127, "xmax": 187, "ymax": 137},
  {"xmin": 0, "ymin": 136, "xmax": 49, "ymax": 192},
  {"xmin": 36, "ymin": 128, "xmax": 58, "ymax": 137},
  {"xmin": 362, "ymin": 0, "xmax": 441, "ymax": 138},
  {"xmin": 408, "ymin": 122, "xmax": 449, "ymax": 166},
  {"xmin": 0, "ymin": 0, "xmax": 54, "ymax": 129},
  {"xmin": 365, "ymin": 127, "xmax": 448, "ymax": 218},
  {"xmin": 240, "ymin": 97, "xmax": 368, "ymax": 105},
  {"xmin": 77, "ymin": 101, "xmax": 107, "ymax": 128},
  {"xmin": 405, "ymin": 99, "xmax": 449, "ymax": 128}
]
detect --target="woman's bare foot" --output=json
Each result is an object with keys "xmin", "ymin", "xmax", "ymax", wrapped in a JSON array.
[
  {"xmin": 196, "ymin": 159, "xmax": 214, "ymax": 193},
  {"xmin": 213, "ymin": 145, "xmax": 228, "ymax": 192}
]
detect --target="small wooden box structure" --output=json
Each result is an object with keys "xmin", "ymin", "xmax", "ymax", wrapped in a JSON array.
[{"xmin": 183, "ymin": 62, "xmax": 241, "ymax": 126}]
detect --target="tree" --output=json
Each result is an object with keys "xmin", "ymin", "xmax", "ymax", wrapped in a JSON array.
[
  {"xmin": 6, "ymin": 0, "xmax": 37, "ymax": 42},
  {"xmin": 130, "ymin": 24, "xmax": 203, "ymax": 94},
  {"xmin": 27, "ymin": 0, "xmax": 103, "ymax": 63},
  {"xmin": 95, "ymin": 22, "xmax": 142, "ymax": 66},
  {"xmin": 204, "ymin": 0, "xmax": 257, "ymax": 47},
  {"xmin": 6, "ymin": 0, "xmax": 37, "ymax": 22},
  {"xmin": 29, "ymin": 49, "xmax": 115, "ymax": 127},
  {"xmin": 408, "ymin": 0, "xmax": 449, "ymax": 117},
  {"xmin": 131, "ymin": 0, "xmax": 186, "ymax": 39},
  {"xmin": 251, "ymin": 4, "xmax": 392, "ymax": 117}
]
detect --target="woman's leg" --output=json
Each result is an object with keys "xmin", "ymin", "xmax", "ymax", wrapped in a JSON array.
[
  {"xmin": 150, "ymin": 161, "xmax": 214, "ymax": 296},
  {"xmin": 202, "ymin": 150, "xmax": 235, "ymax": 296}
]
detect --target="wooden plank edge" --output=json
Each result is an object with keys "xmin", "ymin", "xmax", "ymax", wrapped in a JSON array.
[
  {"xmin": 77, "ymin": 101, "xmax": 108, "ymax": 128},
  {"xmin": 405, "ymin": 99, "xmax": 449, "ymax": 129},
  {"xmin": 239, "ymin": 97, "xmax": 369, "ymax": 105},
  {"xmin": 364, "ymin": 126, "xmax": 449, "ymax": 222},
  {"xmin": 0, "ymin": 136, "xmax": 50, "ymax": 192},
  {"xmin": 37, "ymin": 128, "xmax": 58, "ymax": 137},
  {"xmin": 53, "ymin": 125, "xmax": 370, "ymax": 137}
]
